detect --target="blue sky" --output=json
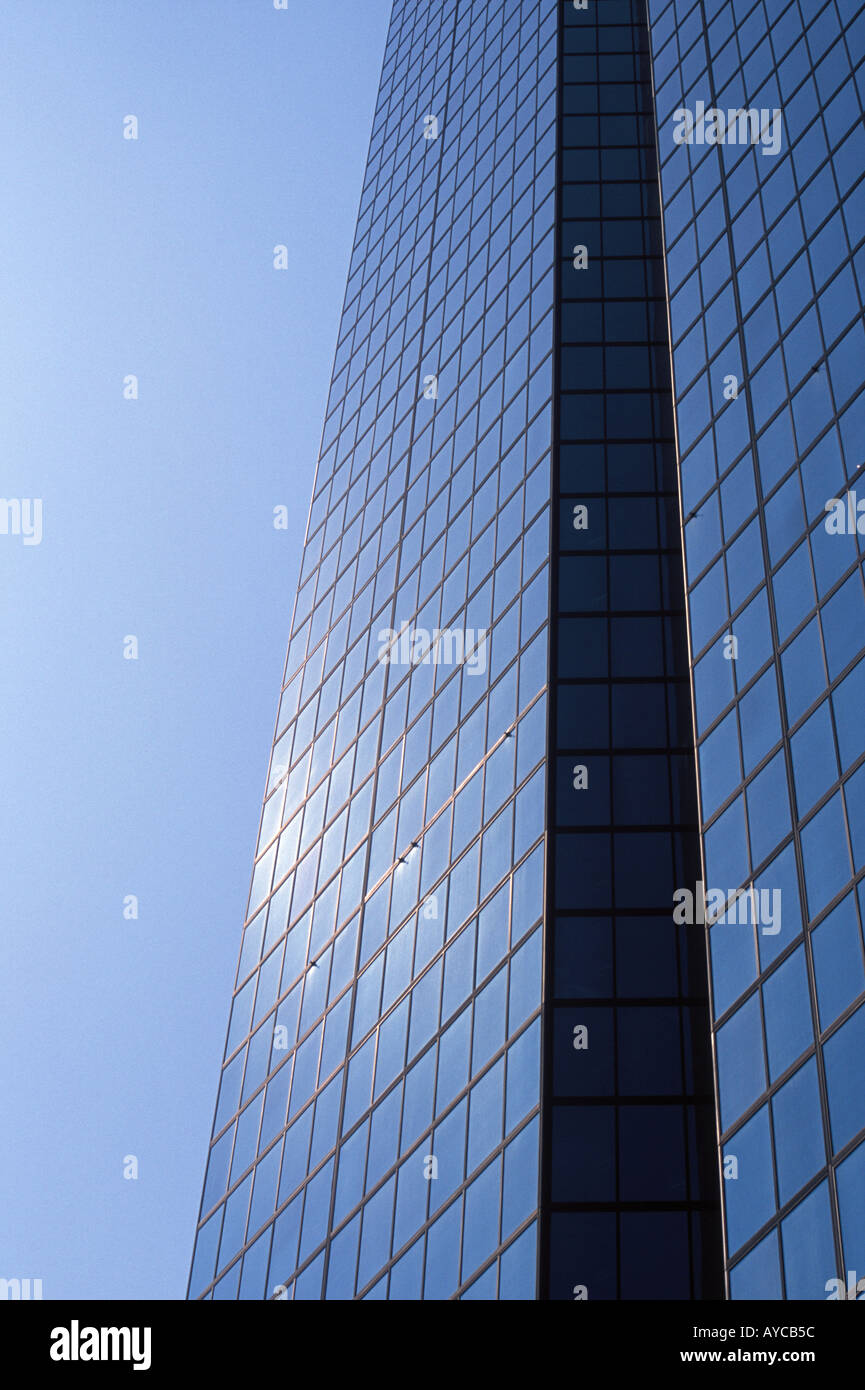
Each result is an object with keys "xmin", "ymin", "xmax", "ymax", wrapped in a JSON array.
[{"xmin": 0, "ymin": 0, "xmax": 391, "ymax": 1299}]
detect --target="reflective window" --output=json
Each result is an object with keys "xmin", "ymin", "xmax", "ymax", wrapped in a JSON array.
[
  {"xmin": 649, "ymin": 0, "xmax": 865, "ymax": 1296},
  {"xmin": 190, "ymin": 0, "xmax": 556, "ymax": 1301}
]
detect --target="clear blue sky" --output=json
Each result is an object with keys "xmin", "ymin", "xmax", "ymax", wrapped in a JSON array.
[{"xmin": 0, "ymin": 0, "xmax": 391, "ymax": 1300}]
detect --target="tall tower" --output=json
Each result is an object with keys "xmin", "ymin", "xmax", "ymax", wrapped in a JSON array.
[
  {"xmin": 543, "ymin": 0, "xmax": 721, "ymax": 1301},
  {"xmin": 647, "ymin": 0, "xmax": 865, "ymax": 1300},
  {"xmin": 189, "ymin": 0, "xmax": 865, "ymax": 1301}
]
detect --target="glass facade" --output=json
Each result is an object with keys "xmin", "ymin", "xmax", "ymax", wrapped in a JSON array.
[
  {"xmin": 542, "ymin": 0, "xmax": 722, "ymax": 1302},
  {"xmin": 190, "ymin": 0, "xmax": 558, "ymax": 1301},
  {"xmin": 648, "ymin": 0, "xmax": 865, "ymax": 1299},
  {"xmin": 189, "ymin": 0, "xmax": 865, "ymax": 1301}
]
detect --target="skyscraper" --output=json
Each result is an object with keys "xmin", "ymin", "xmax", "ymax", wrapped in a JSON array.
[
  {"xmin": 649, "ymin": 0, "xmax": 865, "ymax": 1301},
  {"xmin": 189, "ymin": 0, "xmax": 865, "ymax": 1301}
]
